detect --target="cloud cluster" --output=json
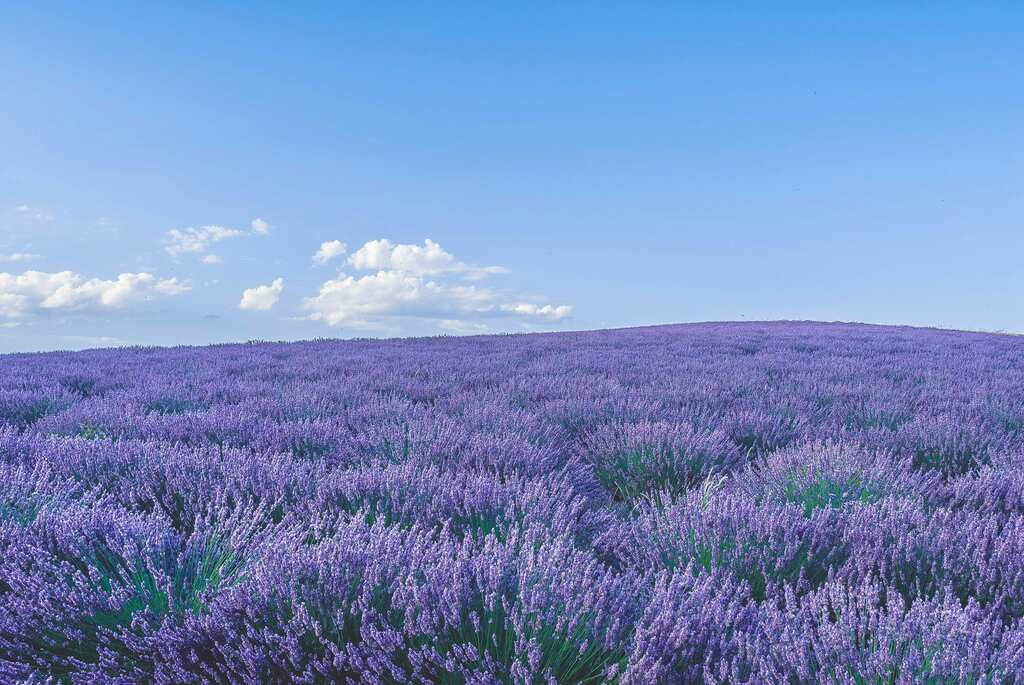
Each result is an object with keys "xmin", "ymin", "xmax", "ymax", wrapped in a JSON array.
[
  {"xmin": 303, "ymin": 239, "xmax": 570, "ymax": 331},
  {"xmin": 239, "ymin": 278, "xmax": 284, "ymax": 311},
  {"xmin": 347, "ymin": 238, "xmax": 506, "ymax": 279},
  {"xmin": 0, "ymin": 270, "xmax": 190, "ymax": 319},
  {"xmin": 1, "ymin": 228, "xmax": 569, "ymax": 340},
  {"xmin": 312, "ymin": 240, "xmax": 347, "ymax": 265},
  {"xmin": 166, "ymin": 219, "xmax": 270, "ymax": 263}
]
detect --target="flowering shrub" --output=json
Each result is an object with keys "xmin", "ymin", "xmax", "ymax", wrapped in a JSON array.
[
  {"xmin": 734, "ymin": 441, "xmax": 935, "ymax": 516},
  {"xmin": 581, "ymin": 420, "xmax": 742, "ymax": 504},
  {"xmin": 1, "ymin": 321, "xmax": 1023, "ymax": 682}
]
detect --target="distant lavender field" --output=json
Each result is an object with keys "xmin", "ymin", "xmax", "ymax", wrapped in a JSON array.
[{"xmin": 1, "ymin": 322, "xmax": 1023, "ymax": 683}]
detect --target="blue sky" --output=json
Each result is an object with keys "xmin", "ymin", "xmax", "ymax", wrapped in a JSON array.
[{"xmin": 1, "ymin": 3, "xmax": 1022, "ymax": 352}]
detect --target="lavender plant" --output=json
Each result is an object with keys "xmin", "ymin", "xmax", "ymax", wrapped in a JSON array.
[{"xmin": 1, "ymin": 321, "xmax": 1023, "ymax": 682}]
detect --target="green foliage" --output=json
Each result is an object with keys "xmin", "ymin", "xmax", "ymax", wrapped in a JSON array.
[
  {"xmin": 0, "ymin": 498, "xmax": 41, "ymax": 526},
  {"xmin": 14, "ymin": 526, "xmax": 256, "ymax": 681},
  {"xmin": 77, "ymin": 423, "xmax": 110, "ymax": 441},
  {"xmin": 256, "ymin": 561, "xmax": 625, "ymax": 684},
  {"xmin": 8, "ymin": 398, "xmax": 53, "ymax": 427},
  {"xmin": 62, "ymin": 377, "xmax": 98, "ymax": 398},
  {"xmin": 999, "ymin": 416, "xmax": 1023, "ymax": 435},
  {"xmin": 597, "ymin": 448, "xmax": 687, "ymax": 503},
  {"xmin": 323, "ymin": 493, "xmax": 516, "ymax": 542},
  {"xmin": 425, "ymin": 606, "xmax": 626, "ymax": 684},
  {"xmin": 912, "ymin": 445, "xmax": 989, "ymax": 479},
  {"xmin": 844, "ymin": 409, "xmax": 907, "ymax": 432},
  {"xmin": 781, "ymin": 472, "xmax": 886, "ymax": 517},
  {"xmin": 145, "ymin": 397, "xmax": 195, "ymax": 415},
  {"xmin": 652, "ymin": 524, "xmax": 836, "ymax": 602}
]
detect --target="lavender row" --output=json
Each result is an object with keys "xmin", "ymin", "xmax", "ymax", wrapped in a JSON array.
[{"xmin": 1, "ymin": 322, "xmax": 1023, "ymax": 682}]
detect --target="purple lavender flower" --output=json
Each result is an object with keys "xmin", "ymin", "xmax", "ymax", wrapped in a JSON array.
[{"xmin": 1, "ymin": 321, "xmax": 1023, "ymax": 682}]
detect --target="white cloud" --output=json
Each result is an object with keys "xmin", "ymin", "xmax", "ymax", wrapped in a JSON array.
[
  {"xmin": 439, "ymin": 319, "xmax": 491, "ymax": 335},
  {"xmin": 153, "ymin": 278, "xmax": 191, "ymax": 296},
  {"xmin": 304, "ymin": 270, "xmax": 492, "ymax": 326},
  {"xmin": 347, "ymin": 238, "xmax": 506, "ymax": 279},
  {"xmin": 348, "ymin": 238, "xmax": 453, "ymax": 274},
  {"xmin": 0, "ymin": 270, "xmax": 191, "ymax": 318},
  {"xmin": 62, "ymin": 335, "xmax": 132, "ymax": 348},
  {"xmin": 0, "ymin": 253, "xmax": 39, "ymax": 263},
  {"xmin": 500, "ymin": 303, "xmax": 573, "ymax": 320},
  {"xmin": 313, "ymin": 240, "xmax": 348, "ymax": 265},
  {"xmin": 239, "ymin": 278, "xmax": 284, "ymax": 311},
  {"xmin": 0, "ymin": 293, "xmax": 26, "ymax": 319},
  {"xmin": 303, "ymin": 238, "xmax": 570, "ymax": 330},
  {"xmin": 13, "ymin": 205, "xmax": 54, "ymax": 222},
  {"xmin": 166, "ymin": 225, "xmax": 246, "ymax": 256},
  {"xmin": 165, "ymin": 218, "xmax": 270, "ymax": 262}
]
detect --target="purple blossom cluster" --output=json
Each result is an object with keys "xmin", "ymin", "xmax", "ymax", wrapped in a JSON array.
[{"xmin": 1, "ymin": 321, "xmax": 1023, "ymax": 683}]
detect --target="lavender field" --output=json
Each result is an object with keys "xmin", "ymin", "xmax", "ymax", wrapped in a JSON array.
[{"xmin": 2, "ymin": 321, "xmax": 1023, "ymax": 683}]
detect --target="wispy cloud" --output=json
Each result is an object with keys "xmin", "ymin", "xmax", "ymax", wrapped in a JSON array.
[
  {"xmin": 439, "ymin": 319, "xmax": 491, "ymax": 335},
  {"xmin": 165, "ymin": 225, "xmax": 246, "ymax": 257},
  {"xmin": 0, "ymin": 253, "xmax": 40, "ymax": 263},
  {"xmin": 13, "ymin": 205, "xmax": 54, "ymax": 222},
  {"xmin": 62, "ymin": 335, "xmax": 133, "ymax": 348},
  {"xmin": 165, "ymin": 218, "xmax": 270, "ymax": 263}
]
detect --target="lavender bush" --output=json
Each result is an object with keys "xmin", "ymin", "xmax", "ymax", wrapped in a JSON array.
[{"xmin": 1, "ymin": 321, "xmax": 1023, "ymax": 683}]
